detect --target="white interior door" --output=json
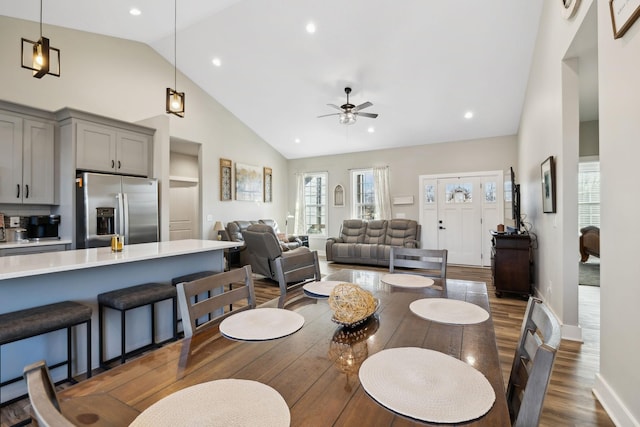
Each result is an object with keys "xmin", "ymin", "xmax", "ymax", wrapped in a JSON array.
[
  {"xmin": 169, "ymin": 181, "xmax": 198, "ymax": 240},
  {"xmin": 437, "ymin": 177, "xmax": 482, "ymax": 265}
]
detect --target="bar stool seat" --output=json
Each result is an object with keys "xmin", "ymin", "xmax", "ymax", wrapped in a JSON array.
[
  {"xmin": 98, "ymin": 283, "xmax": 177, "ymax": 369},
  {"xmin": 0, "ymin": 301, "xmax": 92, "ymax": 405}
]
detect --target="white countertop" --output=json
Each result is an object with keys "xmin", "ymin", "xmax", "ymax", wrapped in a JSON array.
[
  {"xmin": 0, "ymin": 239, "xmax": 72, "ymax": 249},
  {"xmin": 0, "ymin": 239, "xmax": 239, "ymax": 280}
]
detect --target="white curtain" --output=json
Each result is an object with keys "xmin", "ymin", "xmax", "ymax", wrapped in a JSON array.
[
  {"xmin": 373, "ymin": 166, "xmax": 392, "ymax": 220},
  {"xmin": 294, "ymin": 173, "xmax": 307, "ymax": 235}
]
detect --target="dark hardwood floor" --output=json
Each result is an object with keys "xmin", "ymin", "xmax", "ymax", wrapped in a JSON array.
[{"xmin": 1, "ymin": 259, "xmax": 613, "ymax": 426}]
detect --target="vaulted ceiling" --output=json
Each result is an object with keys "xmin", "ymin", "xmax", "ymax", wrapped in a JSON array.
[{"xmin": 2, "ymin": 1, "xmax": 553, "ymax": 159}]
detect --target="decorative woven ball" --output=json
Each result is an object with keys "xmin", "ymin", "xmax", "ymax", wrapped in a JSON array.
[{"xmin": 328, "ymin": 283, "xmax": 377, "ymax": 324}]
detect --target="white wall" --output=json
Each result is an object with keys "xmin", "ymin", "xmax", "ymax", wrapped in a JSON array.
[
  {"xmin": 0, "ymin": 16, "xmax": 291, "ymax": 238},
  {"xmin": 595, "ymin": 0, "xmax": 640, "ymax": 424},
  {"xmin": 519, "ymin": 0, "xmax": 639, "ymax": 424},
  {"xmin": 580, "ymin": 120, "xmax": 599, "ymax": 157},
  {"xmin": 289, "ymin": 135, "xmax": 517, "ymax": 251}
]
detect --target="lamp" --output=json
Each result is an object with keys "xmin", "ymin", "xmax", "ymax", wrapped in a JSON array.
[
  {"xmin": 166, "ymin": 0, "xmax": 185, "ymax": 117},
  {"xmin": 339, "ymin": 111, "xmax": 356, "ymax": 125},
  {"xmin": 21, "ymin": 0, "xmax": 60, "ymax": 78},
  {"xmin": 213, "ymin": 221, "xmax": 225, "ymax": 240},
  {"xmin": 285, "ymin": 213, "xmax": 295, "ymax": 236}
]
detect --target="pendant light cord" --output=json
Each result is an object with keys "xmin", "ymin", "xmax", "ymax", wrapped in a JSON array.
[
  {"xmin": 39, "ymin": 0, "xmax": 43, "ymax": 38},
  {"xmin": 174, "ymin": 0, "xmax": 177, "ymax": 90}
]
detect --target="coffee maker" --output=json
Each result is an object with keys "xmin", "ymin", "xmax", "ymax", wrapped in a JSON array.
[{"xmin": 26, "ymin": 215, "xmax": 61, "ymax": 240}]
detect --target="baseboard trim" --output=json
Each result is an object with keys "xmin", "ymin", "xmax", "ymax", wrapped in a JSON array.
[{"xmin": 593, "ymin": 373, "xmax": 640, "ymax": 427}]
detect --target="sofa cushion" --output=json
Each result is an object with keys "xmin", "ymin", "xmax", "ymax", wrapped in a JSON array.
[
  {"xmin": 364, "ymin": 220, "xmax": 387, "ymax": 244},
  {"xmin": 385, "ymin": 219, "xmax": 419, "ymax": 247},
  {"xmin": 340, "ymin": 220, "xmax": 367, "ymax": 243},
  {"xmin": 226, "ymin": 220, "xmax": 258, "ymax": 243}
]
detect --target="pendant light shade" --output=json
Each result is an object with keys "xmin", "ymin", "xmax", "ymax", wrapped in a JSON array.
[
  {"xmin": 21, "ymin": 0, "xmax": 60, "ymax": 78},
  {"xmin": 166, "ymin": 0, "xmax": 185, "ymax": 117},
  {"xmin": 166, "ymin": 88, "xmax": 185, "ymax": 117}
]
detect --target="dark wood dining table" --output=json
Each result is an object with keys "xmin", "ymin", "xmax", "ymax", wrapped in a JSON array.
[{"xmin": 58, "ymin": 269, "xmax": 510, "ymax": 426}]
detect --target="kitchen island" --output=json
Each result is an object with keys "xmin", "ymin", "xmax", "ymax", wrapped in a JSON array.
[{"xmin": 0, "ymin": 239, "xmax": 238, "ymax": 403}]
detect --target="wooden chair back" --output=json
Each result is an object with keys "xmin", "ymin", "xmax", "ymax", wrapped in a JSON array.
[
  {"xmin": 507, "ymin": 297, "xmax": 562, "ymax": 427},
  {"xmin": 389, "ymin": 247, "xmax": 448, "ymax": 295},
  {"xmin": 23, "ymin": 360, "xmax": 75, "ymax": 427},
  {"xmin": 274, "ymin": 250, "xmax": 321, "ymax": 306},
  {"xmin": 176, "ymin": 265, "xmax": 256, "ymax": 338}
]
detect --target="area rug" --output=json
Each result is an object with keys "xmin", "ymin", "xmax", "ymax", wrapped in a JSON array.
[{"xmin": 579, "ymin": 261, "xmax": 600, "ymax": 287}]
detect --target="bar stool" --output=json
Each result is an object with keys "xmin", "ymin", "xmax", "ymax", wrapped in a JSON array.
[
  {"xmin": 0, "ymin": 301, "xmax": 92, "ymax": 405},
  {"xmin": 98, "ymin": 283, "xmax": 177, "ymax": 368}
]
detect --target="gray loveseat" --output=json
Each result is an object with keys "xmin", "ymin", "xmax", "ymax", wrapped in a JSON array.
[{"xmin": 326, "ymin": 219, "xmax": 421, "ymax": 266}]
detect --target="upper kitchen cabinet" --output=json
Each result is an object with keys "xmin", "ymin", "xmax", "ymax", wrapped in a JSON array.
[
  {"xmin": 58, "ymin": 108, "xmax": 154, "ymax": 177},
  {"xmin": 0, "ymin": 108, "xmax": 55, "ymax": 205}
]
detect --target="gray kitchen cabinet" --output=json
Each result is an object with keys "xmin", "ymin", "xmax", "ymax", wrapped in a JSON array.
[
  {"xmin": 0, "ymin": 111, "xmax": 55, "ymax": 205},
  {"xmin": 76, "ymin": 121, "xmax": 149, "ymax": 176}
]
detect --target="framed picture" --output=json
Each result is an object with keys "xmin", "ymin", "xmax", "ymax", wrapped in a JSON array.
[
  {"xmin": 541, "ymin": 156, "xmax": 556, "ymax": 213},
  {"xmin": 263, "ymin": 167, "xmax": 272, "ymax": 203},
  {"xmin": 235, "ymin": 163, "xmax": 263, "ymax": 202},
  {"xmin": 610, "ymin": 0, "xmax": 640, "ymax": 39},
  {"xmin": 333, "ymin": 184, "xmax": 344, "ymax": 207},
  {"xmin": 220, "ymin": 158, "xmax": 232, "ymax": 201}
]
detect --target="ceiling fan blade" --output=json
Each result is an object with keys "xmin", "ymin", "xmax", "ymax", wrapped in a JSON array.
[
  {"xmin": 354, "ymin": 101, "xmax": 373, "ymax": 111},
  {"xmin": 357, "ymin": 112, "xmax": 378, "ymax": 118},
  {"xmin": 327, "ymin": 103, "xmax": 344, "ymax": 112},
  {"xmin": 317, "ymin": 113, "xmax": 341, "ymax": 118}
]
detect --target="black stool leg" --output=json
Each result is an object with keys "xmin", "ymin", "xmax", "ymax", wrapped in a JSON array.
[
  {"xmin": 120, "ymin": 308, "xmax": 126, "ymax": 365},
  {"xmin": 98, "ymin": 304, "xmax": 104, "ymax": 367},
  {"xmin": 86, "ymin": 319, "xmax": 92, "ymax": 378},
  {"xmin": 66, "ymin": 325, "xmax": 72, "ymax": 381},
  {"xmin": 172, "ymin": 296, "xmax": 178, "ymax": 340},
  {"xmin": 151, "ymin": 303, "xmax": 156, "ymax": 346}
]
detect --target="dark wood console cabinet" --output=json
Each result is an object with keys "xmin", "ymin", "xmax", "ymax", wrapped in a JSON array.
[{"xmin": 491, "ymin": 232, "xmax": 532, "ymax": 298}]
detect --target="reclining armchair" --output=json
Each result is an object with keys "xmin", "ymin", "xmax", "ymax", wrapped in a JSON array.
[
  {"xmin": 243, "ymin": 224, "xmax": 310, "ymax": 280},
  {"xmin": 258, "ymin": 219, "xmax": 303, "ymax": 250}
]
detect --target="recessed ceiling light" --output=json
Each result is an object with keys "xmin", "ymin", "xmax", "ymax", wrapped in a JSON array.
[
  {"xmin": 211, "ymin": 57, "xmax": 221, "ymax": 67},
  {"xmin": 464, "ymin": 111, "xmax": 474, "ymax": 119},
  {"xmin": 306, "ymin": 22, "xmax": 316, "ymax": 34},
  {"xmin": 367, "ymin": 126, "xmax": 375, "ymax": 133},
  {"xmin": 294, "ymin": 138, "xmax": 301, "ymax": 144},
  {"xmin": 129, "ymin": 8, "xmax": 141, "ymax": 16}
]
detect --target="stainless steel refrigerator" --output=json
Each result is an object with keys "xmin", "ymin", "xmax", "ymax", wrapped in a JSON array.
[{"xmin": 76, "ymin": 172, "xmax": 159, "ymax": 248}]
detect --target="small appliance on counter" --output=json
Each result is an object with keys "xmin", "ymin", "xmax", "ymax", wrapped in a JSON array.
[{"xmin": 26, "ymin": 215, "xmax": 61, "ymax": 240}]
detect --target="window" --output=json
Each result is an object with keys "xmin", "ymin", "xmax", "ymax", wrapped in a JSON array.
[
  {"xmin": 303, "ymin": 172, "xmax": 327, "ymax": 235},
  {"xmin": 578, "ymin": 161, "xmax": 600, "ymax": 230},
  {"xmin": 351, "ymin": 169, "xmax": 375, "ymax": 220}
]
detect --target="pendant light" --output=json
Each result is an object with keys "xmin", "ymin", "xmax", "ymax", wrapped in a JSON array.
[
  {"xmin": 166, "ymin": 0, "xmax": 185, "ymax": 117},
  {"xmin": 21, "ymin": 0, "xmax": 60, "ymax": 78}
]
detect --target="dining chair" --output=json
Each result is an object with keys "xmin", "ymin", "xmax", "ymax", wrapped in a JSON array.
[
  {"xmin": 176, "ymin": 265, "xmax": 256, "ymax": 338},
  {"xmin": 23, "ymin": 360, "xmax": 75, "ymax": 427},
  {"xmin": 507, "ymin": 297, "xmax": 561, "ymax": 427},
  {"xmin": 274, "ymin": 250, "xmax": 321, "ymax": 307},
  {"xmin": 389, "ymin": 247, "xmax": 448, "ymax": 293}
]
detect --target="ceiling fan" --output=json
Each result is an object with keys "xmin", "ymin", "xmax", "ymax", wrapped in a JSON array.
[{"xmin": 318, "ymin": 87, "xmax": 378, "ymax": 125}]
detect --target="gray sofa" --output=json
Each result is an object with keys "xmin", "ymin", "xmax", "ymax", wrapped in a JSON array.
[{"xmin": 326, "ymin": 219, "xmax": 421, "ymax": 266}]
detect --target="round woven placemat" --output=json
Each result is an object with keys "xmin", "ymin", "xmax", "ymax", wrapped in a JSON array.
[
  {"xmin": 302, "ymin": 280, "xmax": 343, "ymax": 296},
  {"xmin": 358, "ymin": 347, "xmax": 495, "ymax": 423},
  {"xmin": 380, "ymin": 273, "xmax": 434, "ymax": 288},
  {"xmin": 219, "ymin": 308, "xmax": 304, "ymax": 341},
  {"xmin": 129, "ymin": 379, "xmax": 290, "ymax": 427},
  {"xmin": 409, "ymin": 298, "xmax": 489, "ymax": 325}
]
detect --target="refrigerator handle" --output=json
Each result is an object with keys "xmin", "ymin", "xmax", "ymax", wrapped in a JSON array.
[
  {"xmin": 123, "ymin": 192, "xmax": 130, "ymax": 244},
  {"xmin": 116, "ymin": 193, "xmax": 125, "ymax": 236}
]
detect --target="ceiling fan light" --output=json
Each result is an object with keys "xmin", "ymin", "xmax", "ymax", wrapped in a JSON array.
[{"xmin": 340, "ymin": 112, "xmax": 356, "ymax": 125}]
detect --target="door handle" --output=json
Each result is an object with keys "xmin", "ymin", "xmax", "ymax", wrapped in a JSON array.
[
  {"xmin": 112, "ymin": 160, "xmax": 115, "ymax": 168},
  {"xmin": 16, "ymin": 184, "xmax": 20, "ymax": 198},
  {"xmin": 118, "ymin": 160, "xmax": 121, "ymax": 169},
  {"xmin": 439, "ymin": 226, "xmax": 446, "ymax": 230},
  {"xmin": 25, "ymin": 185, "xmax": 29, "ymax": 198}
]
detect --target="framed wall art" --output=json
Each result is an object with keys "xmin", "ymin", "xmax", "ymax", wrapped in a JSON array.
[
  {"xmin": 220, "ymin": 158, "xmax": 232, "ymax": 201},
  {"xmin": 235, "ymin": 162, "xmax": 263, "ymax": 202},
  {"xmin": 333, "ymin": 184, "xmax": 344, "ymax": 207},
  {"xmin": 610, "ymin": 0, "xmax": 640, "ymax": 39},
  {"xmin": 541, "ymin": 156, "xmax": 556, "ymax": 213},
  {"xmin": 264, "ymin": 167, "xmax": 272, "ymax": 203}
]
